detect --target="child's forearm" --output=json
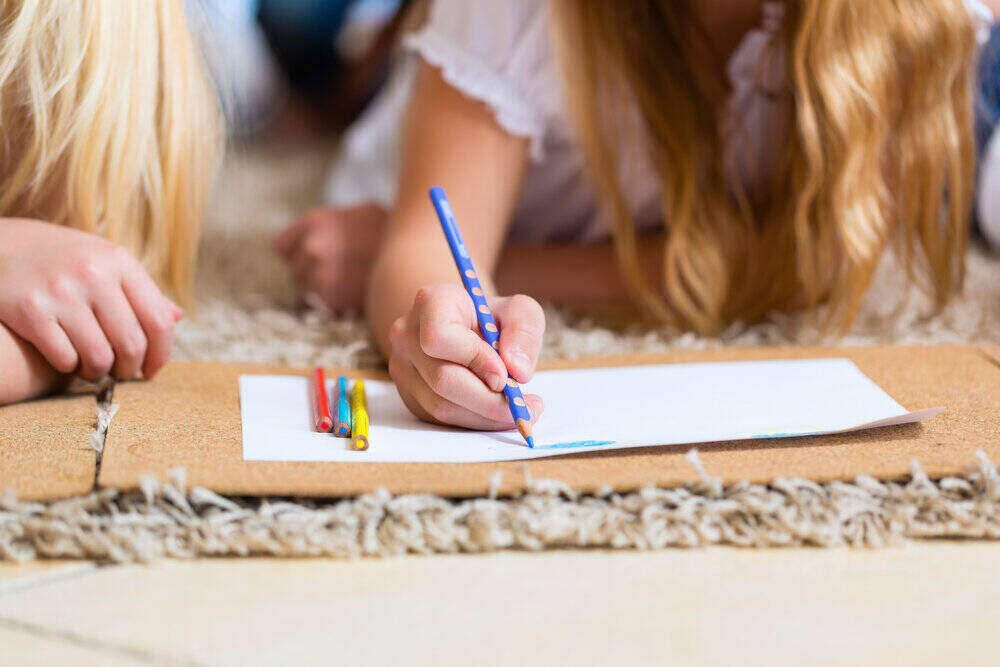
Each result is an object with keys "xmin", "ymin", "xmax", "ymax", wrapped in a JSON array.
[
  {"xmin": 0, "ymin": 323, "xmax": 67, "ymax": 406},
  {"xmin": 366, "ymin": 64, "xmax": 528, "ymax": 357},
  {"xmin": 495, "ymin": 235, "xmax": 666, "ymax": 308}
]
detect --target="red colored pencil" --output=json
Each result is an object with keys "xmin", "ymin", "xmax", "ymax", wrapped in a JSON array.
[{"xmin": 313, "ymin": 367, "xmax": 333, "ymax": 433}]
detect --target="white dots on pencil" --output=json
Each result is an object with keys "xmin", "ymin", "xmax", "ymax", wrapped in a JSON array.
[
  {"xmin": 472, "ymin": 287, "xmax": 484, "ymax": 296},
  {"xmin": 506, "ymin": 378, "xmax": 518, "ymax": 388},
  {"xmin": 513, "ymin": 396, "xmax": 526, "ymax": 407},
  {"xmin": 465, "ymin": 269, "xmax": 477, "ymax": 278},
  {"xmin": 485, "ymin": 322, "xmax": 497, "ymax": 332},
  {"xmin": 478, "ymin": 304, "xmax": 490, "ymax": 314},
  {"xmin": 492, "ymin": 341, "xmax": 499, "ymax": 349}
]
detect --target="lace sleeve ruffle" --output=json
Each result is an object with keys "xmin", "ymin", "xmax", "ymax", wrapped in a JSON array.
[{"xmin": 403, "ymin": 0, "xmax": 548, "ymax": 161}]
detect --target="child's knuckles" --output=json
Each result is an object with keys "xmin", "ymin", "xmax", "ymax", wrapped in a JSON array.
[
  {"xmin": 81, "ymin": 347, "xmax": 114, "ymax": 378},
  {"xmin": 50, "ymin": 347, "xmax": 79, "ymax": 374},
  {"xmin": 16, "ymin": 290, "xmax": 50, "ymax": 324},
  {"xmin": 119, "ymin": 333, "xmax": 147, "ymax": 362},
  {"xmin": 73, "ymin": 257, "xmax": 110, "ymax": 286},
  {"xmin": 469, "ymin": 342, "xmax": 502, "ymax": 378},
  {"xmin": 412, "ymin": 286, "xmax": 435, "ymax": 310},
  {"xmin": 415, "ymin": 283, "xmax": 458, "ymax": 308},
  {"xmin": 47, "ymin": 274, "xmax": 81, "ymax": 304},
  {"xmin": 388, "ymin": 317, "xmax": 406, "ymax": 346},
  {"xmin": 109, "ymin": 243, "xmax": 136, "ymax": 267},
  {"xmin": 145, "ymin": 310, "xmax": 175, "ymax": 337}
]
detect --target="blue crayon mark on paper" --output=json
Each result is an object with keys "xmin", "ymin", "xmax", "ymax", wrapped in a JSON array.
[{"xmin": 532, "ymin": 440, "xmax": 616, "ymax": 450}]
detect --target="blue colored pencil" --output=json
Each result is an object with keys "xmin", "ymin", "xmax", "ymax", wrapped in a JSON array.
[
  {"xmin": 428, "ymin": 186, "xmax": 535, "ymax": 448},
  {"xmin": 334, "ymin": 375, "xmax": 352, "ymax": 437}
]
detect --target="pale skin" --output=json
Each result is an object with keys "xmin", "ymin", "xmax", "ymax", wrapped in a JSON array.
[{"xmin": 0, "ymin": 219, "xmax": 181, "ymax": 405}]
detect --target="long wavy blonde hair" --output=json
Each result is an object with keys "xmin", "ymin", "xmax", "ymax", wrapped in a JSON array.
[
  {"xmin": 0, "ymin": 0, "xmax": 223, "ymax": 304},
  {"xmin": 552, "ymin": 0, "xmax": 976, "ymax": 333}
]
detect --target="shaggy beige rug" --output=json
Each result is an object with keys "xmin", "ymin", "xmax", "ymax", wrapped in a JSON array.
[
  {"xmin": 177, "ymin": 141, "xmax": 1000, "ymax": 367},
  {"xmin": 3, "ymin": 140, "xmax": 1000, "ymax": 563}
]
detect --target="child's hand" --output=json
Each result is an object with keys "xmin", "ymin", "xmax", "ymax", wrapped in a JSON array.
[
  {"xmin": 0, "ymin": 219, "xmax": 182, "ymax": 382},
  {"xmin": 387, "ymin": 283, "xmax": 545, "ymax": 429},
  {"xmin": 272, "ymin": 204, "xmax": 386, "ymax": 313}
]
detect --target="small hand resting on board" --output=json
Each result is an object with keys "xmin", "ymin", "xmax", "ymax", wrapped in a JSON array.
[{"xmin": 0, "ymin": 220, "xmax": 184, "ymax": 405}]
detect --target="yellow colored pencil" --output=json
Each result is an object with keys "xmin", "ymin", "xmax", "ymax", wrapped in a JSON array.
[{"xmin": 350, "ymin": 380, "xmax": 370, "ymax": 451}]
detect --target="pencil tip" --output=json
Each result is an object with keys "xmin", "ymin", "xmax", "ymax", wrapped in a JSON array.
[{"xmin": 516, "ymin": 418, "xmax": 534, "ymax": 447}]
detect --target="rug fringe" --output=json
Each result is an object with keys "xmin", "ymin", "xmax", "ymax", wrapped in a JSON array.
[{"xmin": 3, "ymin": 452, "xmax": 999, "ymax": 563}]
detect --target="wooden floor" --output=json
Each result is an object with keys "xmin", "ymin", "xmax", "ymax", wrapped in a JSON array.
[{"xmin": 3, "ymin": 542, "xmax": 999, "ymax": 666}]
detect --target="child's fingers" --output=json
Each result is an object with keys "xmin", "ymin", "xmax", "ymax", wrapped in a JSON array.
[
  {"xmin": 413, "ymin": 286, "xmax": 508, "ymax": 389},
  {"xmin": 388, "ymin": 356, "xmax": 512, "ymax": 430},
  {"xmin": 409, "ymin": 351, "xmax": 515, "ymax": 424},
  {"xmin": 92, "ymin": 288, "xmax": 147, "ymax": 380},
  {"xmin": 122, "ymin": 268, "xmax": 176, "ymax": 379},
  {"xmin": 57, "ymin": 305, "xmax": 114, "ymax": 381},
  {"xmin": 493, "ymin": 294, "xmax": 545, "ymax": 383},
  {"xmin": 8, "ymin": 297, "xmax": 79, "ymax": 374}
]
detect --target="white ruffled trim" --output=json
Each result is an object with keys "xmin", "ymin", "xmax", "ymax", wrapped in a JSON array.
[
  {"xmin": 965, "ymin": 0, "xmax": 994, "ymax": 23},
  {"xmin": 964, "ymin": 0, "xmax": 994, "ymax": 43},
  {"xmin": 404, "ymin": 29, "xmax": 546, "ymax": 162}
]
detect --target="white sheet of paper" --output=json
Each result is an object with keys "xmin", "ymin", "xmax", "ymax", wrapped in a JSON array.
[{"xmin": 239, "ymin": 359, "xmax": 942, "ymax": 463}]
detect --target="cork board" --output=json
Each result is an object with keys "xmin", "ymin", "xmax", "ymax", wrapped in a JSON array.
[
  {"xmin": 97, "ymin": 345, "xmax": 1000, "ymax": 496},
  {"xmin": 96, "ymin": 345, "xmax": 1000, "ymax": 498},
  {"xmin": 0, "ymin": 393, "xmax": 96, "ymax": 500}
]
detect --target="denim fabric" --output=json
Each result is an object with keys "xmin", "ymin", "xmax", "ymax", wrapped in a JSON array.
[{"xmin": 257, "ymin": 0, "xmax": 358, "ymax": 94}]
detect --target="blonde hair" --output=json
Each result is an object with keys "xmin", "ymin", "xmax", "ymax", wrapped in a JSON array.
[
  {"xmin": 552, "ymin": 0, "xmax": 976, "ymax": 333},
  {"xmin": 0, "ymin": 0, "xmax": 223, "ymax": 304}
]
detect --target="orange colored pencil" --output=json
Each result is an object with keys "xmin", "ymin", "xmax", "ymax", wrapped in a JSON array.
[{"xmin": 313, "ymin": 367, "xmax": 333, "ymax": 433}]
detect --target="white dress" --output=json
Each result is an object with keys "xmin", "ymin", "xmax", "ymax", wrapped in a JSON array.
[{"xmin": 325, "ymin": 0, "xmax": 994, "ymax": 244}]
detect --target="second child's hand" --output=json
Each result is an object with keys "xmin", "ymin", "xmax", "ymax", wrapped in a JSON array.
[{"xmin": 0, "ymin": 218, "xmax": 182, "ymax": 382}]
